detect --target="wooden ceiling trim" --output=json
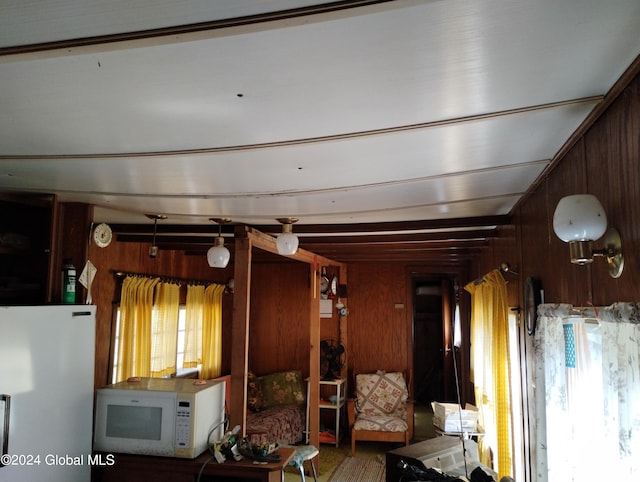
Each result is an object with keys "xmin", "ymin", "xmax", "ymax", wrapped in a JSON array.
[
  {"xmin": 115, "ymin": 229, "xmax": 496, "ymax": 246},
  {"xmin": 0, "ymin": 0, "xmax": 391, "ymax": 56},
  {"xmin": 109, "ymin": 215, "xmax": 511, "ymax": 236}
]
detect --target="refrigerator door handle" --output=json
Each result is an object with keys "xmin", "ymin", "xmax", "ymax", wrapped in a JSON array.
[{"xmin": 0, "ymin": 394, "xmax": 9, "ymax": 467}]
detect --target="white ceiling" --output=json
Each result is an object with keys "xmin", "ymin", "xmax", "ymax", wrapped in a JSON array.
[{"xmin": 1, "ymin": 0, "xmax": 639, "ymax": 233}]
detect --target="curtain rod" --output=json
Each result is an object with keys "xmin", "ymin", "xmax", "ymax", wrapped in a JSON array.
[
  {"xmin": 472, "ymin": 261, "xmax": 519, "ymax": 285},
  {"xmin": 112, "ymin": 270, "xmax": 224, "ymax": 287}
]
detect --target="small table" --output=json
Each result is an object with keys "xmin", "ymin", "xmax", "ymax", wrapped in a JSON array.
[{"xmin": 198, "ymin": 447, "xmax": 295, "ymax": 482}]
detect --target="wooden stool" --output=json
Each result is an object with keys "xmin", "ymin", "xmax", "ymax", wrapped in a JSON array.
[{"xmin": 284, "ymin": 445, "xmax": 319, "ymax": 482}]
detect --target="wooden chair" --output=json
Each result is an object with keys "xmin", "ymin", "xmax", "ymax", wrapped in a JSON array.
[{"xmin": 347, "ymin": 370, "xmax": 414, "ymax": 456}]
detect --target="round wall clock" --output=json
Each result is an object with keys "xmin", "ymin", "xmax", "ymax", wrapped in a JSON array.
[
  {"xmin": 93, "ymin": 223, "xmax": 113, "ymax": 248},
  {"xmin": 524, "ymin": 277, "xmax": 541, "ymax": 336},
  {"xmin": 329, "ymin": 275, "xmax": 338, "ymax": 297}
]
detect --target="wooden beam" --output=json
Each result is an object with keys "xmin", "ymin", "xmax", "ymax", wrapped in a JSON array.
[
  {"xmin": 308, "ymin": 264, "xmax": 321, "ymax": 453},
  {"xmin": 229, "ymin": 227, "xmax": 252, "ymax": 435},
  {"xmin": 245, "ymin": 226, "xmax": 345, "ymax": 268},
  {"xmin": 229, "ymin": 223, "xmax": 344, "ymax": 457}
]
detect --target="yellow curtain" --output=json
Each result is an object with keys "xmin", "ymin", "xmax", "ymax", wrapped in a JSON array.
[
  {"xmin": 201, "ymin": 283, "xmax": 225, "ymax": 379},
  {"xmin": 465, "ymin": 269, "xmax": 512, "ymax": 479},
  {"xmin": 150, "ymin": 281, "xmax": 180, "ymax": 377},
  {"xmin": 183, "ymin": 284, "xmax": 205, "ymax": 368},
  {"xmin": 116, "ymin": 276, "xmax": 159, "ymax": 382}
]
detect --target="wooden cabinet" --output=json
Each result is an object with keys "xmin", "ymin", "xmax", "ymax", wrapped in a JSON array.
[{"xmin": 0, "ymin": 194, "xmax": 53, "ymax": 305}]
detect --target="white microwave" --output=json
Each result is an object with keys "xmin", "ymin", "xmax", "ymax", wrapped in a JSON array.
[{"xmin": 93, "ymin": 377, "xmax": 226, "ymax": 458}]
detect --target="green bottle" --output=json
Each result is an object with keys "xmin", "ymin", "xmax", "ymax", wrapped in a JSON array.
[{"xmin": 62, "ymin": 259, "xmax": 76, "ymax": 304}]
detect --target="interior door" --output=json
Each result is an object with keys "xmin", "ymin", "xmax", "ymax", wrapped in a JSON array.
[
  {"xmin": 412, "ymin": 277, "xmax": 456, "ymax": 405},
  {"xmin": 412, "ymin": 279, "xmax": 443, "ymax": 405}
]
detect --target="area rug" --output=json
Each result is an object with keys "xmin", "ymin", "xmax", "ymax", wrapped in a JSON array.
[{"xmin": 328, "ymin": 456, "xmax": 385, "ymax": 482}]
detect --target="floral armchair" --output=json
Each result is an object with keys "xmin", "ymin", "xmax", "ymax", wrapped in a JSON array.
[{"xmin": 347, "ymin": 370, "xmax": 414, "ymax": 456}]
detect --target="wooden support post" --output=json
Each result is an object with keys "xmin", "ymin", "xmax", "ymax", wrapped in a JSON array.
[
  {"xmin": 230, "ymin": 227, "xmax": 252, "ymax": 435},
  {"xmin": 308, "ymin": 263, "xmax": 321, "ymax": 453}
]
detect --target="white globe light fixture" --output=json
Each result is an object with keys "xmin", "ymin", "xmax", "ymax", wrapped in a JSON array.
[
  {"xmin": 276, "ymin": 217, "xmax": 299, "ymax": 255},
  {"xmin": 552, "ymin": 194, "xmax": 623, "ymax": 278},
  {"xmin": 207, "ymin": 218, "xmax": 232, "ymax": 268},
  {"xmin": 553, "ymin": 194, "xmax": 607, "ymax": 245}
]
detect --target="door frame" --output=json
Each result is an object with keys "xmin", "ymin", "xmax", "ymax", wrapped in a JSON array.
[{"xmin": 406, "ymin": 270, "xmax": 458, "ymax": 405}]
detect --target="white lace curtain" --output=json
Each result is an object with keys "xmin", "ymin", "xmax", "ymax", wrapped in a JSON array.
[{"xmin": 532, "ymin": 303, "xmax": 640, "ymax": 481}]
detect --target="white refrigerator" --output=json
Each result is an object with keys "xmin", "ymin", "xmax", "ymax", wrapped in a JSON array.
[{"xmin": 0, "ymin": 305, "xmax": 96, "ymax": 482}]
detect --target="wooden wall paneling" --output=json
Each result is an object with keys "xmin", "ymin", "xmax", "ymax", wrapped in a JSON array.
[
  {"xmin": 58, "ymin": 202, "xmax": 93, "ymax": 304},
  {"xmin": 248, "ymin": 262, "xmax": 310, "ymax": 374},
  {"xmin": 584, "ymin": 77, "xmax": 640, "ymax": 303},
  {"xmin": 536, "ymin": 144, "xmax": 591, "ymax": 305},
  {"xmin": 347, "ymin": 263, "xmax": 410, "ymax": 376}
]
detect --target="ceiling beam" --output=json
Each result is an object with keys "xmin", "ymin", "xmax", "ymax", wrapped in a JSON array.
[{"xmin": 109, "ymin": 215, "xmax": 511, "ymax": 236}]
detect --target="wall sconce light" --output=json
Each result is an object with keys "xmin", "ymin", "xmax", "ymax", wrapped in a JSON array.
[
  {"xmin": 275, "ymin": 217, "xmax": 299, "ymax": 255},
  {"xmin": 552, "ymin": 194, "xmax": 624, "ymax": 278},
  {"xmin": 145, "ymin": 214, "xmax": 167, "ymax": 259},
  {"xmin": 207, "ymin": 218, "xmax": 232, "ymax": 268}
]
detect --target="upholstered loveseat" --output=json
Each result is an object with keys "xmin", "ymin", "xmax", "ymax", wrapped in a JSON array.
[{"xmin": 245, "ymin": 369, "xmax": 306, "ymax": 445}]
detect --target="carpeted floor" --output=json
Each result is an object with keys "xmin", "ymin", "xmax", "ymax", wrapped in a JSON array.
[{"xmin": 283, "ymin": 403, "xmax": 434, "ymax": 481}]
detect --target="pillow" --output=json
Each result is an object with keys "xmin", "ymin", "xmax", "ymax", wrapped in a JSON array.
[
  {"xmin": 247, "ymin": 371, "xmax": 264, "ymax": 412},
  {"xmin": 355, "ymin": 371, "xmax": 408, "ymax": 416},
  {"xmin": 259, "ymin": 370, "xmax": 305, "ymax": 408}
]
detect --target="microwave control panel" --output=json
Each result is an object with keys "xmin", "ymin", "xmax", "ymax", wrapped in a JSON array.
[{"xmin": 175, "ymin": 400, "xmax": 192, "ymax": 448}]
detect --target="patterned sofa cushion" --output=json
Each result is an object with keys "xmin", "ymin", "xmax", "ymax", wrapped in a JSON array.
[
  {"xmin": 355, "ymin": 371, "xmax": 408, "ymax": 418},
  {"xmin": 259, "ymin": 370, "xmax": 305, "ymax": 408},
  {"xmin": 247, "ymin": 371, "xmax": 265, "ymax": 412}
]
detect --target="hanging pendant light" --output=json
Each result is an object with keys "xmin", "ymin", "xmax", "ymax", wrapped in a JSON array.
[
  {"xmin": 275, "ymin": 217, "xmax": 299, "ymax": 255},
  {"xmin": 145, "ymin": 214, "xmax": 167, "ymax": 259},
  {"xmin": 207, "ymin": 218, "xmax": 232, "ymax": 268}
]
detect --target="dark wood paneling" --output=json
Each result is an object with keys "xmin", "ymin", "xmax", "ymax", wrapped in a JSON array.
[
  {"xmin": 346, "ymin": 263, "xmax": 410, "ymax": 378},
  {"xmin": 248, "ymin": 262, "xmax": 311, "ymax": 376},
  {"xmin": 584, "ymin": 78, "xmax": 640, "ymax": 303},
  {"xmin": 511, "ymin": 72, "xmax": 640, "ymax": 307}
]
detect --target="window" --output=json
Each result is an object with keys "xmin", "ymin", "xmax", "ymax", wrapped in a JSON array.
[
  {"xmin": 113, "ymin": 278, "xmax": 224, "ymax": 383},
  {"xmin": 111, "ymin": 305, "xmax": 197, "ymax": 384}
]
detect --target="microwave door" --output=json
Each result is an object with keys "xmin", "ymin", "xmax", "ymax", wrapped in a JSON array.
[{"xmin": 0, "ymin": 394, "xmax": 9, "ymax": 467}]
